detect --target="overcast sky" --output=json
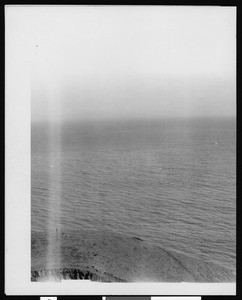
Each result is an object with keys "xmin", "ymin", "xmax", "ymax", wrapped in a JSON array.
[{"xmin": 31, "ymin": 6, "xmax": 236, "ymax": 122}]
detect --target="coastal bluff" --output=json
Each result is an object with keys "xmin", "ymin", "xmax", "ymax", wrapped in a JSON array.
[{"xmin": 31, "ymin": 229, "xmax": 235, "ymax": 282}]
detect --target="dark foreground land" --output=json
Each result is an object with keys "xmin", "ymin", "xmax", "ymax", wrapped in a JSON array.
[{"xmin": 31, "ymin": 230, "xmax": 235, "ymax": 282}]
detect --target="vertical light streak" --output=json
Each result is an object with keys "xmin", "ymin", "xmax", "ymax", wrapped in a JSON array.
[{"xmin": 46, "ymin": 77, "xmax": 62, "ymax": 281}]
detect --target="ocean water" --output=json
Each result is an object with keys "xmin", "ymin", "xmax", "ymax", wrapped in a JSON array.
[{"xmin": 31, "ymin": 118, "xmax": 236, "ymax": 272}]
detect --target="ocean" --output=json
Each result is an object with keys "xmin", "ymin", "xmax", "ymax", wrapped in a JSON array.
[{"xmin": 31, "ymin": 118, "xmax": 236, "ymax": 272}]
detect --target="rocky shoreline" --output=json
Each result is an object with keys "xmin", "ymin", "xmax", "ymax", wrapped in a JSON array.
[{"xmin": 31, "ymin": 229, "xmax": 235, "ymax": 282}]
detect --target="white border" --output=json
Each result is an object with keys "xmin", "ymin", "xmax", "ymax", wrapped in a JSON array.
[{"xmin": 5, "ymin": 5, "xmax": 236, "ymax": 296}]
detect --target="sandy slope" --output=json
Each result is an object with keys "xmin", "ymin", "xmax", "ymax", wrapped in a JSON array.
[{"xmin": 31, "ymin": 229, "xmax": 235, "ymax": 282}]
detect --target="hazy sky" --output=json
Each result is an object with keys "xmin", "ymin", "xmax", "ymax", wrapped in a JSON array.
[{"xmin": 31, "ymin": 6, "xmax": 236, "ymax": 122}]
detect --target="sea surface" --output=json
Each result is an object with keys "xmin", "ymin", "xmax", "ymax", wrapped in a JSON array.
[{"xmin": 31, "ymin": 118, "xmax": 236, "ymax": 272}]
